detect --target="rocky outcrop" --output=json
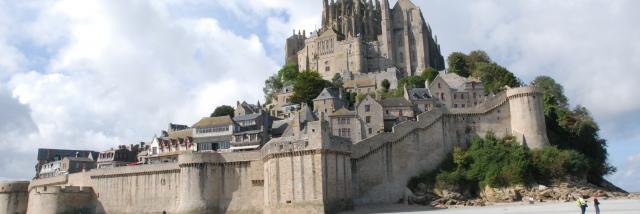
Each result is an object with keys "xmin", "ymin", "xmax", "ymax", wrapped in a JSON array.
[{"xmin": 405, "ymin": 177, "xmax": 628, "ymax": 209}]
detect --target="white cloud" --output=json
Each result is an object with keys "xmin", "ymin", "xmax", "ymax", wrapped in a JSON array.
[
  {"xmin": 610, "ymin": 153, "xmax": 640, "ymax": 192},
  {"xmin": 0, "ymin": 0, "xmax": 278, "ymax": 179}
]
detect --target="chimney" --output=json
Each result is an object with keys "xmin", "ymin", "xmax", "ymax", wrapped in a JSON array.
[{"xmin": 75, "ymin": 152, "xmax": 79, "ymax": 158}]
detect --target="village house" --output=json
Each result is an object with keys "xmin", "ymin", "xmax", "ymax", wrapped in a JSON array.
[
  {"xmin": 428, "ymin": 71, "xmax": 487, "ymax": 109},
  {"xmin": 38, "ymin": 153, "xmax": 97, "ymax": 178},
  {"xmin": 35, "ymin": 149, "xmax": 98, "ymax": 178},
  {"xmin": 191, "ymin": 115, "xmax": 235, "ymax": 152},
  {"xmin": 97, "ymin": 145, "xmax": 139, "ymax": 168},
  {"xmin": 231, "ymin": 102, "xmax": 272, "ymax": 151}
]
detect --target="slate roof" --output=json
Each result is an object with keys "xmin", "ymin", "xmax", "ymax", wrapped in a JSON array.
[
  {"xmin": 380, "ymin": 97, "xmax": 413, "ymax": 107},
  {"xmin": 169, "ymin": 123, "xmax": 189, "ymax": 131},
  {"xmin": 37, "ymin": 149, "xmax": 99, "ymax": 162},
  {"xmin": 271, "ymin": 119, "xmax": 290, "ymax": 136},
  {"xmin": 233, "ymin": 113, "xmax": 261, "ymax": 121},
  {"xmin": 168, "ymin": 128, "xmax": 193, "ymax": 139},
  {"xmin": 313, "ymin": 88, "xmax": 340, "ymax": 100},
  {"xmin": 439, "ymin": 72, "xmax": 468, "ymax": 90},
  {"xmin": 407, "ymin": 88, "xmax": 431, "ymax": 100},
  {"xmin": 65, "ymin": 157, "xmax": 94, "ymax": 162},
  {"xmin": 192, "ymin": 116, "xmax": 234, "ymax": 128},
  {"xmin": 330, "ymin": 107, "xmax": 356, "ymax": 117}
]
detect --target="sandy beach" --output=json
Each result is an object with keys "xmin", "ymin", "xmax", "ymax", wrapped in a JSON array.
[{"xmin": 342, "ymin": 199, "xmax": 640, "ymax": 214}]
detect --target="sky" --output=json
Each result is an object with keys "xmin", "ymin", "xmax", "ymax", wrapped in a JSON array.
[{"xmin": 0, "ymin": 0, "xmax": 638, "ymax": 192}]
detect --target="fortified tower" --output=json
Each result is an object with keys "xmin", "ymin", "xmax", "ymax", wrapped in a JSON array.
[
  {"xmin": 0, "ymin": 181, "xmax": 29, "ymax": 214},
  {"xmin": 507, "ymin": 87, "xmax": 550, "ymax": 149},
  {"xmin": 262, "ymin": 119, "xmax": 353, "ymax": 214}
]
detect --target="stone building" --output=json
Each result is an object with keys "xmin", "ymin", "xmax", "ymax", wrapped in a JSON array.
[
  {"xmin": 97, "ymin": 145, "xmax": 139, "ymax": 168},
  {"xmin": 286, "ymin": 0, "xmax": 445, "ymax": 87},
  {"xmin": 35, "ymin": 149, "xmax": 98, "ymax": 178},
  {"xmin": 404, "ymin": 86, "xmax": 437, "ymax": 114},
  {"xmin": 268, "ymin": 86, "xmax": 299, "ymax": 119},
  {"xmin": 328, "ymin": 107, "xmax": 363, "ymax": 143},
  {"xmin": 231, "ymin": 106, "xmax": 272, "ymax": 151},
  {"xmin": 191, "ymin": 115, "xmax": 235, "ymax": 152},
  {"xmin": 428, "ymin": 71, "xmax": 488, "ymax": 109},
  {"xmin": 39, "ymin": 156, "xmax": 95, "ymax": 178},
  {"xmin": 313, "ymin": 87, "xmax": 346, "ymax": 120},
  {"xmin": 356, "ymin": 95, "xmax": 385, "ymax": 138}
]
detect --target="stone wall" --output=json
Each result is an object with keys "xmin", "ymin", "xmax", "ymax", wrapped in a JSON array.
[
  {"xmin": 0, "ymin": 181, "xmax": 29, "ymax": 214},
  {"xmin": 16, "ymin": 86, "xmax": 547, "ymax": 214},
  {"xmin": 26, "ymin": 185, "xmax": 95, "ymax": 214}
]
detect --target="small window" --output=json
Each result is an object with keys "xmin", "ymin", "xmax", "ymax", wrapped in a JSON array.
[
  {"xmin": 454, "ymin": 94, "xmax": 457, "ymax": 99},
  {"xmin": 368, "ymin": 128, "xmax": 372, "ymax": 134},
  {"xmin": 440, "ymin": 93, "xmax": 444, "ymax": 100},
  {"xmin": 366, "ymin": 116, "xmax": 371, "ymax": 124},
  {"xmin": 461, "ymin": 94, "xmax": 464, "ymax": 99},
  {"xmin": 365, "ymin": 105, "xmax": 371, "ymax": 112},
  {"xmin": 461, "ymin": 104, "xmax": 465, "ymax": 108},
  {"xmin": 438, "ymin": 83, "xmax": 441, "ymax": 88},
  {"xmin": 454, "ymin": 104, "xmax": 458, "ymax": 108}
]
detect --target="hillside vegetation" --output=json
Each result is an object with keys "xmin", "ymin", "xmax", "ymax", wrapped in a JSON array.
[{"xmin": 409, "ymin": 50, "xmax": 615, "ymax": 193}]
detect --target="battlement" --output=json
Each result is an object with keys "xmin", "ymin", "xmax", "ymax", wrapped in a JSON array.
[{"xmin": 0, "ymin": 181, "xmax": 29, "ymax": 193}]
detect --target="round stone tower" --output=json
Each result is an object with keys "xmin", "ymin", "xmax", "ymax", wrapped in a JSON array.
[
  {"xmin": 0, "ymin": 181, "xmax": 29, "ymax": 214},
  {"xmin": 507, "ymin": 86, "xmax": 550, "ymax": 149}
]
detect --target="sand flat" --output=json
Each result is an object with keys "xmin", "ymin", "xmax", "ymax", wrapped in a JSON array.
[{"xmin": 343, "ymin": 199, "xmax": 640, "ymax": 214}]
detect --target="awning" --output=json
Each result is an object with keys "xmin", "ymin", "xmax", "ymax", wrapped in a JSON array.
[{"xmin": 230, "ymin": 145, "xmax": 260, "ymax": 151}]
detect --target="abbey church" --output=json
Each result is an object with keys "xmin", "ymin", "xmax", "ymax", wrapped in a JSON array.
[{"xmin": 286, "ymin": 0, "xmax": 445, "ymax": 88}]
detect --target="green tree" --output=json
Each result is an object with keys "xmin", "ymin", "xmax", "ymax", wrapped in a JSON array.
[
  {"xmin": 531, "ymin": 76, "xmax": 569, "ymax": 112},
  {"xmin": 290, "ymin": 70, "xmax": 331, "ymax": 106},
  {"xmin": 447, "ymin": 52, "xmax": 470, "ymax": 77},
  {"xmin": 467, "ymin": 50, "xmax": 491, "ymax": 71},
  {"xmin": 263, "ymin": 75, "xmax": 283, "ymax": 104},
  {"xmin": 533, "ymin": 75, "xmax": 615, "ymax": 183},
  {"xmin": 278, "ymin": 64, "xmax": 299, "ymax": 85},
  {"xmin": 472, "ymin": 62, "xmax": 521, "ymax": 93},
  {"xmin": 331, "ymin": 73, "xmax": 344, "ymax": 88},
  {"xmin": 422, "ymin": 67, "xmax": 439, "ymax": 85},
  {"xmin": 381, "ymin": 79, "xmax": 391, "ymax": 92},
  {"xmin": 210, "ymin": 105, "xmax": 235, "ymax": 117}
]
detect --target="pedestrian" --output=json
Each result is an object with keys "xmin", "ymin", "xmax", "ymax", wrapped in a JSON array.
[
  {"xmin": 576, "ymin": 195, "xmax": 588, "ymax": 214},
  {"xmin": 593, "ymin": 193, "xmax": 601, "ymax": 214},
  {"xmin": 528, "ymin": 196, "xmax": 535, "ymax": 205}
]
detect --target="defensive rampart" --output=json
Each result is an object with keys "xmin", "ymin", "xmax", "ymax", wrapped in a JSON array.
[
  {"xmin": 0, "ymin": 181, "xmax": 29, "ymax": 214},
  {"xmin": 349, "ymin": 86, "xmax": 549, "ymax": 205},
  {"xmin": 15, "ymin": 86, "xmax": 548, "ymax": 213}
]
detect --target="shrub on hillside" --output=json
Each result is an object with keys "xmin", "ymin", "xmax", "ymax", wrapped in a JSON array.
[{"xmin": 531, "ymin": 146, "xmax": 590, "ymax": 181}]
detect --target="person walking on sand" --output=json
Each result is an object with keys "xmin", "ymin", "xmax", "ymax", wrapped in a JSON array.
[
  {"xmin": 576, "ymin": 195, "xmax": 588, "ymax": 214},
  {"xmin": 593, "ymin": 193, "xmax": 601, "ymax": 214}
]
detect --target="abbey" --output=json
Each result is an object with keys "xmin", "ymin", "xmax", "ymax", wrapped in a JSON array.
[
  {"xmin": 2, "ymin": 1, "xmax": 551, "ymax": 214},
  {"xmin": 286, "ymin": 0, "xmax": 445, "ymax": 88}
]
